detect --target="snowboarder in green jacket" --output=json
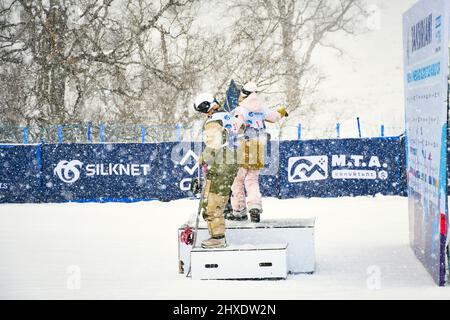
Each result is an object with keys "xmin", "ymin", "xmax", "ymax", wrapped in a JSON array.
[{"xmin": 193, "ymin": 93, "xmax": 239, "ymax": 248}]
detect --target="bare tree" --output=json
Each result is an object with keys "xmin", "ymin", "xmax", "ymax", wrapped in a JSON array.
[
  {"xmin": 0, "ymin": 0, "xmax": 202, "ymax": 142},
  {"xmin": 224, "ymin": 0, "xmax": 367, "ymax": 137},
  {"xmin": 0, "ymin": 0, "xmax": 367, "ymax": 142}
]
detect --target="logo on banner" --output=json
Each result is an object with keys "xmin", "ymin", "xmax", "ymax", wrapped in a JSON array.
[
  {"xmin": 287, "ymin": 154, "xmax": 389, "ymax": 183},
  {"xmin": 435, "ymin": 15, "xmax": 442, "ymax": 47},
  {"xmin": 54, "ymin": 160, "xmax": 83, "ymax": 184},
  {"xmin": 178, "ymin": 150, "xmax": 199, "ymax": 191},
  {"xmin": 54, "ymin": 160, "xmax": 151, "ymax": 184},
  {"xmin": 179, "ymin": 150, "xmax": 199, "ymax": 175},
  {"xmin": 288, "ymin": 156, "xmax": 328, "ymax": 182},
  {"xmin": 331, "ymin": 155, "xmax": 388, "ymax": 180},
  {"xmin": 411, "ymin": 13, "xmax": 432, "ymax": 53}
]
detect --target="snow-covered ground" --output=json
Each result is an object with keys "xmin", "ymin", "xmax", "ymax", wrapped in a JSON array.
[{"xmin": 0, "ymin": 196, "xmax": 448, "ymax": 299}]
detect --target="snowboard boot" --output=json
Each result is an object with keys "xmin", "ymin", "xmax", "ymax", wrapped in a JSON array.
[
  {"xmin": 224, "ymin": 210, "xmax": 234, "ymax": 220},
  {"xmin": 249, "ymin": 204, "xmax": 262, "ymax": 223},
  {"xmin": 231, "ymin": 208, "xmax": 248, "ymax": 221},
  {"xmin": 201, "ymin": 236, "xmax": 227, "ymax": 249},
  {"xmin": 223, "ymin": 197, "xmax": 234, "ymax": 220}
]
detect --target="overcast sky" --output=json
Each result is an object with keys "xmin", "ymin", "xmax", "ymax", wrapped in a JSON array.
[{"xmin": 304, "ymin": 0, "xmax": 417, "ymax": 138}]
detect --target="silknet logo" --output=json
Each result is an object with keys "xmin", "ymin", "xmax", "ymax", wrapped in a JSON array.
[
  {"xmin": 54, "ymin": 159, "xmax": 151, "ymax": 185},
  {"xmin": 288, "ymin": 156, "xmax": 328, "ymax": 183},
  {"xmin": 54, "ymin": 160, "xmax": 83, "ymax": 184}
]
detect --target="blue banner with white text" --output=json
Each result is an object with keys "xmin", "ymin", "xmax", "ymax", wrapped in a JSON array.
[
  {"xmin": 279, "ymin": 138, "xmax": 405, "ymax": 199},
  {"xmin": 0, "ymin": 137, "xmax": 406, "ymax": 203},
  {"xmin": 40, "ymin": 143, "xmax": 160, "ymax": 202}
]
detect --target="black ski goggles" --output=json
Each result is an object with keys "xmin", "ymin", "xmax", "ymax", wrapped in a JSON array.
[
  {"xmin": 194, "ymin": 98, "xmax": 219, "ymax": 113},
  {"xmin": 241, "ymin": 88, "xmax": 254, "ymax": 97}
]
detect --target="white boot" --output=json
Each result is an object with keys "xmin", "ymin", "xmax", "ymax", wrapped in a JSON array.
[
  {"xmin": 232, "ymin": 208, "xmax": 248, "ymax": 221},
  {"xmin": 201, "ymin": 236, "xmax": 227, "ymax": 249}
]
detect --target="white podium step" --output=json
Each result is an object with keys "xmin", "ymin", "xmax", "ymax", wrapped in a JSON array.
[
  {"xmin": 178, "ymin": 218, "xmax": 315, "ymax": 275},
  {"xmin": 190, "ymin": 243, "xmax": 288, "ymax": 280}
]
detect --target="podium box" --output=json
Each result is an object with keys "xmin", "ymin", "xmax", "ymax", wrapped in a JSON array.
[
  {"xmin": 178, "ymin": 218, "xmax": 315, "ymax": 275},
  {"xmin": 190, "ymin": 243, "xmax": 288, "ymax": 280}
]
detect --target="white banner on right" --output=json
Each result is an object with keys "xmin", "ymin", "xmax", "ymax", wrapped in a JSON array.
[{"xmin": 403, "ymin": 0, "xmax": 450, "ymax": 286}]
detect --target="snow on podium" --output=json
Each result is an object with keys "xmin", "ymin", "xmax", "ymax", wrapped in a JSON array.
[{"xmin": 178, "ymin": 218, "xmax": 315, "ymax": 280}]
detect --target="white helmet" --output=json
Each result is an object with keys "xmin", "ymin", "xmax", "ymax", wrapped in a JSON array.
[
  {"xmin": 193, "ymin": 93, "xmax": 218, "ymax": 113},
  {"xmin": 241, "ymin": 81, "xmax": 258, "ymax": 97}
]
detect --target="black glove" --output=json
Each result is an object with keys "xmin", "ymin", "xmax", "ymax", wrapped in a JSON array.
[{"xmin": 190, "ymin": 178, "xmax": 201, "ymax": 195}]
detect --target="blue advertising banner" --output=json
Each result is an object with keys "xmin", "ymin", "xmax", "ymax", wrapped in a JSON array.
[
  {"xmin": 41, "ymin": 143, "xmax": 160, "ymax": 202},
  {"xmin": 260, "ymin": 140, "xmax": 281, "ymax": 198},
  {"xmin": 403, "ymin": 0, "xmax": 449, "ymax": 286},
  {"xmin": 158, "ymin": 140, "xmax": 281, "ymax": 201},
  {"xmin": 0, "ymin": 144, "xmax": 42, "ymax": 203},
  {"xmin": 157, "ymin": 142, "xmax": 203, "ymax": 201},
  {"xmin": 0, "ymin": 138, "xmax": 408, "ymax": 204},
  {"xmin": 278, "ymin": 138, "xmax": 404, "ymax": 199}
]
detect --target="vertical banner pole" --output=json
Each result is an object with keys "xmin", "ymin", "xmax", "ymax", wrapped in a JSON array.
[
  {"xmin": 356, "ymin": 117, "xmax": 362, "ymax": 138},
  {"xmin": 23, "ymin": 126, "xmax": 28, "ymax": 144},
  {"xmin": 176, "ymin": 123, "xmax": 182, "ymax": 142},
  {"xmin": 141, "ymin": 126, "xmax": 146, "ymax": 143},
  {"xmin": 100, "ymin": 123, "xmax": 105, "ymax": 143},
  {"xmin": 87, "ymin": 122, "xmax": 92, "ymax": 143},
  {"xmin": 57, "ymin": 125, "xmax": 63, "ymax": 144}
]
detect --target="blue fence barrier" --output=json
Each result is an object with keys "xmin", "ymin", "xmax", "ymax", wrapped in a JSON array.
[{"xmin": 0, "ymin": 137, "xmax": 407, "ymax": 203}]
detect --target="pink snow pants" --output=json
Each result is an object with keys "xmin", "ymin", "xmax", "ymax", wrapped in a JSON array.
[{"xmin": 231, "ymin": 167, "xmax": 261, "ymax": 211}]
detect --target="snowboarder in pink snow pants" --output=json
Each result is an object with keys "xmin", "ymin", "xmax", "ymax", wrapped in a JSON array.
[{"xmin": 230, "ymin": 82, "xmax": 288, "ymax": 222}]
